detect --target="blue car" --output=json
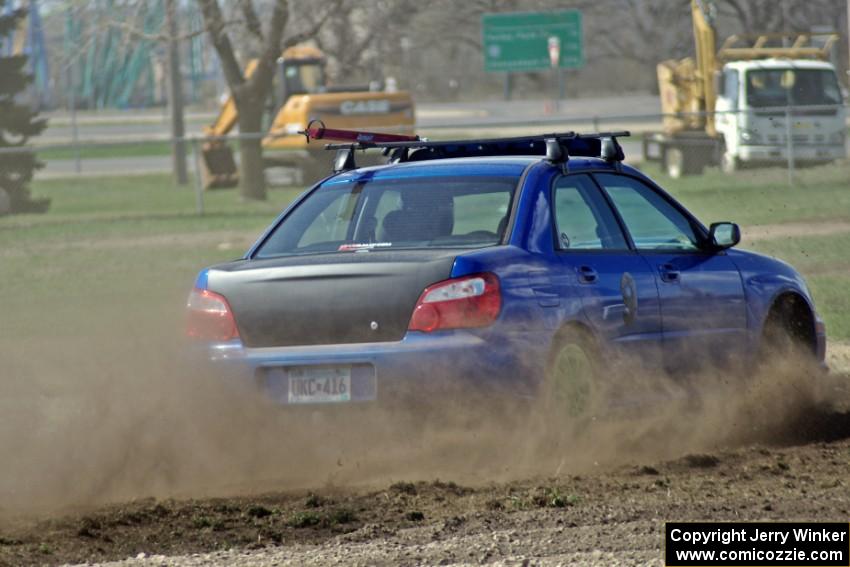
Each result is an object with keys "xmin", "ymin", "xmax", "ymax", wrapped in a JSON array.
[{"xmin": 186, "ymin": 132, "xmax": 826, "ymax": 418}]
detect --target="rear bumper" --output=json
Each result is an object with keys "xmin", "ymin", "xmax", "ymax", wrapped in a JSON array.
[
  {"xmin": 737, "ymin": 144, "xmax": 845, "ymax": 164},
  {"xmin": 192, "ymin": 330, "xmax": 543, "ymax": 406}
]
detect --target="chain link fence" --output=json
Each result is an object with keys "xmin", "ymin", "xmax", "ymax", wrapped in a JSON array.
[{"xmin": 2, "ymin": 103, "xmax": 847, "ymax": 215}]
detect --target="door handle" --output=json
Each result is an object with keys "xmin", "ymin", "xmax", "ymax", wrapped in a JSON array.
[
  {"xmin": 658, "ymin": 263, "xmax": 680, "ymax": 283},
  {"xmin": 576, "ymin": 265, "xmax": 598, "ymax": 284}
]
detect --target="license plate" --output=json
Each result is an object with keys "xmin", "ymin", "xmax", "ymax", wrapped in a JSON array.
[{"xmin": 287, "ymin": 366, "xmax": 351, "ymax": 404}]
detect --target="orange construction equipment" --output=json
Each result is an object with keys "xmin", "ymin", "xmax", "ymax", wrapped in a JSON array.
[{"xmin": 201, "ymin": 45, "xmax": 415, "ymax": 189}]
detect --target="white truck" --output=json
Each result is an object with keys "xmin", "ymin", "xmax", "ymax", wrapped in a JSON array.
[{"xmin": 643, "ymin": 0, "xmax": 846, "ymax": 178}]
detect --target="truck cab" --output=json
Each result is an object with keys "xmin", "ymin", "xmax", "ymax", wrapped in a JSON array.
[{"xmin": 715, "ymin": 59, "xmax": 846, "ymax": 172}]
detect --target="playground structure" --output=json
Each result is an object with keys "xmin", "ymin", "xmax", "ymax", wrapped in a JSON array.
[
  {"xmin": 3, "ymin": 0, "xmax": 49, "ymax": 108},
  {"xmin": 10, "ymin": 0, "xmax": 216, "ymax": 110}
]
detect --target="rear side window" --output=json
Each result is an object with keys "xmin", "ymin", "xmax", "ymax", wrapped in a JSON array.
[
  {"xmin": 553, "ymin": 174, "xmax": 628, "ymax": 250},
  {"xmin": 255, "ymin": 175, "xmax": 517, "ymax": 258}
]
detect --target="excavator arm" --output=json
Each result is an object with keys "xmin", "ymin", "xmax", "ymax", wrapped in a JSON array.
[
  {"xmin": 692, "ymin": 0, "xmax": 717, "ymax": 136},
  {"xmin": 201, "ymin": 59, "xmax": 259, "ymax": 189},
  {"xmin": 657, "ymin": 0, "xmax": 718, "ymax": 136}
]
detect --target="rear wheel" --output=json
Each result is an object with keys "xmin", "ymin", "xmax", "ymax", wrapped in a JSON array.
[
  {"xmin": 522, "ymin": 329, "xmax": 607, "ymax": 470},
  {"xmin": 541, "ymin": 330, "xmax": 604, "ymax": 433},
  {"xmin": 663, "ymin": 147, "xmax": 703, "ymax": 178}
]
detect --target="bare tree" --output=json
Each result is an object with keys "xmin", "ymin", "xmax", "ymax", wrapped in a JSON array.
[
  {"xmin": 586, "ymin": 0, "xmax": 691, "ymax": 90},
  {"xmin": 197, "ymin": 0, "xmax": 285, "ymax": 201},
  {"xmin": 717, "ymin": 0, "xmax": 845, "ymax": 35},
  {"xmin": 197, "ymin": 0, "xmax": 334, "ymax": 201},
  {"xmin": 314, "ymin": 1, "xmax": 422, "ymax": 87}
]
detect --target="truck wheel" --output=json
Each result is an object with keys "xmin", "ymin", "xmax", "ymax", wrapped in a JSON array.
[
  {"xmin": 664, "ymin": 147, "xmax": 703, "ymax": 178},
  {"xmin": 664, "ymin": 148, "xmax": 684, "ymax": 178},
  {"xmin": 665, "ymin": 148, "xmax": 704, "ymax": 178},
  {"xmin": 720, "ymin": 151, "xmax": 739, "ymax": 175}
]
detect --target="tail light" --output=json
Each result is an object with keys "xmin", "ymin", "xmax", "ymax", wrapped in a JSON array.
[
  {"xmin": 408, "ymin": 273, "xmax": 501, "ymax": 332},
  {"xmin": 185, "ymin": 288, "xmax": 239, "ymax": 341}
]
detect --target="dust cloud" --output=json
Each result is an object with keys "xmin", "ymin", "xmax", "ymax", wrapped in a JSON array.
[{"xmin": 0, "ymin": 297, "xmax": 843, "ymax": 519}]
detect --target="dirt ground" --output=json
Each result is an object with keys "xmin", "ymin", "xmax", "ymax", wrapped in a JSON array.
[
  {"xmin": 3, "ymin": 219, "xmax": 849, "ymax": 566},
  {"xmin": 2, "ymin": 363, "xmax": 850, "ymax": 567},
  {"xmin": 2, "ymin": 415, "xmax": 850, "ymax": 566}
]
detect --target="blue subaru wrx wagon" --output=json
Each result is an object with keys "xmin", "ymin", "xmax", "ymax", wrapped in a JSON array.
[{"xmin": 187, "ymin": 132, "xmax": 826, "ymax": 416}]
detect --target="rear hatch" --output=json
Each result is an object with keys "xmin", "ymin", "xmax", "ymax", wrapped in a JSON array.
[
  {"xmin": 208, "ymin": 250, "xmax": 458, "ymax": 348},
  {"xmin": 206, "ymin": 162, "xmax": 523, "ymax": 348}
]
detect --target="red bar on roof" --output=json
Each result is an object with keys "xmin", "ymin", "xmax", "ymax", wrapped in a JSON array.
[{"xmin": 302, "ymin": 122, "xmax": 419, "ymax": 144}]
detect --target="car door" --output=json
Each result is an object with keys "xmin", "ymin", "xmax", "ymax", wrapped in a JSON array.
[
  {"xmin": 552, "ymin": 174, "xmax": 663, "ymax": 365},
  {"xmin": 593, "ymin": 173, "xmax": 748, "ymax": 370}
]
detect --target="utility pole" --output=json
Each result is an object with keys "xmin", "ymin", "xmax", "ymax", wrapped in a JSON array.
[
  {"xmin": 166, "ymin": 0, "xmax": 188, "ymax": 185},
  {"xmin": 846, "ymin": 0, "xmax": 850, "ymax": 87}
]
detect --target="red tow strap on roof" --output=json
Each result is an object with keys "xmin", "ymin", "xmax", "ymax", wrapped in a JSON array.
[{"xmin": 301, "ymin": 120, "xmax": 419, "ymax": 144}]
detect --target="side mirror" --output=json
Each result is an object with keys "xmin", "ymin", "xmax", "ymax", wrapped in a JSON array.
[{"xmin": 709, "ymin": 222, "xmax": 740, "ymax": 249}]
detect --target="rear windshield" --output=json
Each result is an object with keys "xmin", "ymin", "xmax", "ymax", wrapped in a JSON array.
[{"xmin": 254, "ymin": 175, "xmax": 518, "ymax": 258}]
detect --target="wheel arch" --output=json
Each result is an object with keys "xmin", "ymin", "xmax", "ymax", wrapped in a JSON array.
[
  {"xmin": 762, "ymin": 290, "xmax": 818, "ymax": 355},
  {"xmin": 547, "ymin": 320, "xmax": 598, "ymax": 366}
]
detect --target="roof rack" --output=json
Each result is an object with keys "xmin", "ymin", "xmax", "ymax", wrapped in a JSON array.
[
  {"xmin": 312, "ymin": 130, "xmax": 630, "ymax": 172},
  {"xmin": 718, "ymin": 32, "xmax": 838, "ymax": 62}
]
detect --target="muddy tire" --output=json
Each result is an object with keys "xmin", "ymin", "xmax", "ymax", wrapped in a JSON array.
[
  {"xmin": 758, "ymin": 295, "xmax": 822, "ymax": 411},
  {"xmin": 761, "ymin": 296, "xmax": 817, "ymax": 363},
  {"xmin": 541, "ymin": 329, "xmax": 604, "ymax": 435}
]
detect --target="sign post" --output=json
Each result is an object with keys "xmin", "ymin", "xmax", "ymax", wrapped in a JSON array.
[
  {"xmin": 548, "ymin": 36, "xmax": 561, "ymax": 68},
  {"xmin": 548, "ymin": 36, "xmax": 561, "ymax": 111}
]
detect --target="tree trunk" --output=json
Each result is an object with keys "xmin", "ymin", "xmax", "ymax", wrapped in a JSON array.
[
  {"xmin": 236, "ymin": 101, "xmax": 266, "ymax": 201},
  {"xmin": 166, "ymin": 0, "xmax": 188, "ymax": 185}
]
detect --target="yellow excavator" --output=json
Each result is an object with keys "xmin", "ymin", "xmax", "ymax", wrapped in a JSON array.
[{"xmin": 202, "ymin": 44, "xmax": 416, "ymax": 189}]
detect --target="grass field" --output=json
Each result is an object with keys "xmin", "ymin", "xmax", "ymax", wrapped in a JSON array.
[
  {"xmin": 1, "ymin": 163, "xmax": 849, "ymax": 346},
  {"xmin": 0, "ymin": 175, "xmax": 301, "ymax": 343},
  {"xmin": 36, "ymin": 141, "xmax": 178, "ymax": 161}
]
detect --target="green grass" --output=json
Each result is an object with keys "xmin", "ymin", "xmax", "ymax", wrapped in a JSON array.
[
  {"xmin": 640, "ymin": 162, "xmax": 850, "ymax": 227},
  {"xmin": 36, "ymin": 141, "xmax": 177, "ymax": 161},
  {"xmin": 807, "ymin": 276, "xmax": 850, "ymax": 340},
  {"xmin": 0, "ymin": 175, "xmax": 304, "ymax": 342},
  {"xmin": 1, "ymin": 174, "xmax": 302, "ymax": 243}
]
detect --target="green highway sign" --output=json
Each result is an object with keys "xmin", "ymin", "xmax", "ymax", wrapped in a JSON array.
[{"xmin": 482, "ymin": 11, "xmax": 583, "ymax": 72}]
